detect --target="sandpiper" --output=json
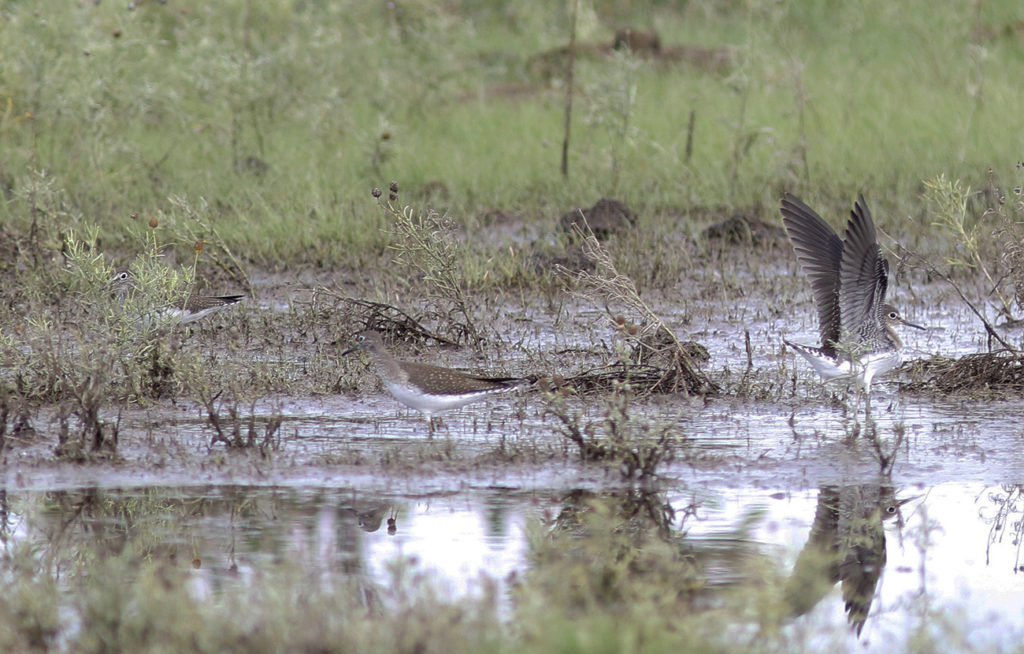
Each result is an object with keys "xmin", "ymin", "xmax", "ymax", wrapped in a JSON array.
[
  {"xmin": 343, "ymin": 330, "xmax": 530, "ymax": 433},
  {"xmin": 785, "ymin": 484, "xmax": 916, "ymax": 635},
  {"xmin": 112, "ymin": 270, "xmax": 245, "ymax": 325},
  {"xmin": 780, "ymin": 193, "xmax": 923, "ymax": 399}
]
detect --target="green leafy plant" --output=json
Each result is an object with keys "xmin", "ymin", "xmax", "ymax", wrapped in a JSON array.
[{"xmin": 380, "ymin": 189, "xmax": 481, "ymax": 346}]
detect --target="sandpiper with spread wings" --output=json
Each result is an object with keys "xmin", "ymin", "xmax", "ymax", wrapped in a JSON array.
[{"xmin": 780, "ymin": 193, "xmax": 923, "ymax": 399}]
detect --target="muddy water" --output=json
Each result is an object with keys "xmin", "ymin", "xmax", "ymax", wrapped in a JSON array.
[
  {"xmin": 4, "ymin": 481, "xmax": 1022, "ymax": 651},
  {"xmin": 5, "ymin": 258, "xmax": 1024, "ymax": 649}
]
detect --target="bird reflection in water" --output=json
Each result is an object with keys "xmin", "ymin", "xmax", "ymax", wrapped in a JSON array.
[{"xmin": 784, "ymin": 484, "xmax": 917, "ymax": 635}]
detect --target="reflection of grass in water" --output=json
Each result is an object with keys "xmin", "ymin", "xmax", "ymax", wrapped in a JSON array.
[
  {"xmin": 0, "ymin": 486, "xmax": 765, "ymax": 652},
  {"xmin": 1, "ymin": 485, "xmax": 1020, "ymax": 651},
  {"xmin": 0, "ymin": 0, "xmax": 1021, "ymax": 643}
]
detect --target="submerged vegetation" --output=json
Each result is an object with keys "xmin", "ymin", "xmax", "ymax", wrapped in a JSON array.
[{"xmin": 1, "ymin": 0, "xmax": 1024, "ymax": 650}]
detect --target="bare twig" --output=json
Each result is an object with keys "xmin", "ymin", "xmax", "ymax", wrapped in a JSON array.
[
  {"xmin": 560, "ymin": 0, "xmax": 578, "ymax": 178},
  {"xmin": 311, "ymin": 290, "xmax": 457, "ymax": 346},
  {"xmin": 555, "ymin": 220, "xmax": 715, "ymax": 394},
  {"xmin": 378, "ymin": 198, "xmax": 481, "ymax": 346},
  {"xmin": 898, "ymin": 243, "xmax": 1015, "ymax": 352}
]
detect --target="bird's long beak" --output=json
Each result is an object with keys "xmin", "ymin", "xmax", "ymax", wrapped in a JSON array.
[
  {"xmin": 341, "ymin": 345, "xmax": 359, "ymax": 356},
  {"xmin": 899, "ymin": 316, "xmax": 926, "ymax": 330},
  {"xmin": 897, "ymin": 494, "xmax": 924, "ymax": 506}
]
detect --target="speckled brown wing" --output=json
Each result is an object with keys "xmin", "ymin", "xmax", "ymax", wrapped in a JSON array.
[
  {"xmin": 182, "ymin": 294, "xmax": 245, "ymax": 313},
  {"xmin": 399, "ymin": 360, "xmax": 525, "ymax": 395}
]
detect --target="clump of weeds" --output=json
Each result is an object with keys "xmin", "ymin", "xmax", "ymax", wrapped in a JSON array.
[
  {"xmin": 311, "ymin": 292, "xmax": 458, "ymax": 349},
  {"xmin": 153, "ymin": 195, "xmax": 250, "ymax": 290},
  {"xmin": 557, "ymin": 222, "xmax": 716, "ymax": 395},
  {"xmin": 543, "ymin": 378, "xmax": 680, "ymax": 480},
  {"xmin": 923, "ymin": 175, "xmax": 1018, "ymax": 321},
  {"xmin": 904, "ymin": 170, "xmax": 1024, "ymax": 393},
  {"xmin": 4, "ymin": 225, "xmax": 130, "ymax": 456},
  {"xmin": 0, "ymin": 386, "xmax": 34, "ymax": 455},
  {"xmin": 914, "ymin": 172, "xmax": 1024, "ymax": 349},
  {"xmin": 199, "ymin": 389, "xmax": 283, "ymax": 452},
  {"xmin": 0, "ymin": 184, "xmax": 254, "ymax": 457},
  {"xmin": 518, "ymin": 487, "xmax": 778, "ymax": 650},
  {"xmin": 377, "ymin": 183, "xmax": 483, "ymax": 347}
]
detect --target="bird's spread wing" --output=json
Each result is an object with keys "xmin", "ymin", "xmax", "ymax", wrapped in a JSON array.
[
  {"xmin": 838, "ymin": 195, "xmax": 888, "ymax": 346},
  {"xmin": 780, "ymin": 193, "xmax": 844, "ymax": 354}
]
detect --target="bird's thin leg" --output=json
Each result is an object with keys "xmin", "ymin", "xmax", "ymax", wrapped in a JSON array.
[
  {"xmin": 427, "ymin": 416, "xmax": 435, "ymax": 439},
  {"xmin": 862, "ymin": 383, "xmax": 877, "ymax": 439},
  {"xmin": 849, "ymin": 384, "xmax": 864, "ymax": 425}
]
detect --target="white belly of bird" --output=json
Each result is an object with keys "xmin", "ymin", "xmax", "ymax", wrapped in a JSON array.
[
  {"xmin": 386, "ymin": 382, "xmax": 504, "ymax": 417},
  {"xmin": 856, "ymin": 350, "xmax": 902, "ymax": 389},
  {"xmin": 155, "ymin": 307, "xmax": 196, "ymax": 324},
  {"xmin": 136, "ymin": 306, "xmax": 214, "ymax": 327},
  {"xmin": 795, "ymin": 349, "xmax": 901, "ymax": 389}
]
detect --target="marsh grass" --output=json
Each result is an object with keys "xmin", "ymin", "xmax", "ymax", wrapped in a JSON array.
[
  {"xmin": 0, "ymin": 482, "xmax": 1020, "ymax": 653},
  {"xmin": 921, "ymin": 174, "xmax": 1020, "ymax": 322},
  {"xmin": 904, "ymin": 351, "xmax": 1024, "ymax": 395},
  {"xmin": 557, "ymin": 222, "xmax": 715, "ymax": 395},
  {"xmin": 0, "ymin": 207, "xmax": 268, "ymax": 456},
  {"xmin": 542, "ymin": 378, "xmax": 682, "ymax": 480},
  {"xmin": 200, "ymin": 390, "xmax": 283, "ymax": 451},
  {"xmin": 2, "ymin": 1, "xmax": 1021, "ymax": 267},
  {"xmin": 0, "ymin": 484, "xmax": 788, "ymax": 654},
  {"xmin": 517, "ymin": 489, "xmax": 785, "ymax": 652},
  {"xmin": 2, "ymin": 1, "xmax": 1024, "ymax": 649},
  {"xmin": 579, "ymin": 49, "xmax": 642, "ymax": 187},
  {"xmin": 382, "ymin": 193, "xmax": 483, "ymax": 345}
]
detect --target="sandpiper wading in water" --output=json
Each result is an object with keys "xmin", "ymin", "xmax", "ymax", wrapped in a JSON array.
[
  {"xmin": 343, "ymin": 330, "xmax": 530, "ymax": 435},
  {"xmin": 779, "ymin": 193, "xmax": 923, "ymax": 410},
  {"xmin": 112, "ymin": 270, "xmax": 245, "ymax": 325}
]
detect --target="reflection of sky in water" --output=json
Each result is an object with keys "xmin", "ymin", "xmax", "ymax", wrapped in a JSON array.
[
  {"xmin": 688, "ymin": 482, "xmax": 1024, "ymax": 650},
  {"xmin": 7, "ymin": 478, "xmax": 1024, "ymax": 649},
  {"xmin": 175, "ymin": 482, "xmax": 1024, "ymax": 650},
  {"xmin": 166, "ymin": 487, "xmax": 541, "ymax": 603},
  {"xmin": 363, "ymin": 495, "xmax": 529, "ymax": 598}
]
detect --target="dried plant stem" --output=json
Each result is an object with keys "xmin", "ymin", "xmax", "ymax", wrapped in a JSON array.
[
  {"xmin": 922, "ymin": 177, "xmax": 1013, "ymax": 316},
  {"xmin": 560, "ymin": 0, "xmax": 578, "ymax": 179},
  {"xmin": 381, "ymin": 200, "xmax": 481, "ymax": 346},
  {"xmin": 899, "ymin": 244, "xmax": 1015, "ymax": 352},
  {"xmin": 556, "ymin": 220, "xmax": 714, "ymax": 394}
]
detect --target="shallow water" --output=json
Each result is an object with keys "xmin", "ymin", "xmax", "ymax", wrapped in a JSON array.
[
  {"xmin": 6, "ymin": 480, "xmax": 1023, "ymax": 651},
  {"xmin": 5, "ymin": 259, "xmax": 1024, "ymax": 650}
]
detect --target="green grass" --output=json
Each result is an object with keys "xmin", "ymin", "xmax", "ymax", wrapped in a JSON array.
[
  {"xmin": 2, "ymin": 0, "xmax": 1022, "ymax": 267},
  {"xmin": 1, "ymin": 0, "xmax": 1020, "ymax": 441}
]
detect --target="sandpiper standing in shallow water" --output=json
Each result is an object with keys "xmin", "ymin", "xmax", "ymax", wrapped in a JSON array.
[
  {"xmin": 343, "ymin": 330, "xmax": 530, "ymax": 435},
  {"xmin": 780, "ymin": 193, "xmax": 923, "ymax": 411}
]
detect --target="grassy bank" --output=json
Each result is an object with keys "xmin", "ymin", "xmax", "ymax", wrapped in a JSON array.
[{"xmin": 1, "ymin": 0, "xmax": 1022, "ymax": 267}]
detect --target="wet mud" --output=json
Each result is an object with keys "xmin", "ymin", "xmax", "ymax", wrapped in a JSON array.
[{"xmin": 3, "ymin": 234, "xmax": 1023, "ymax": 648}]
